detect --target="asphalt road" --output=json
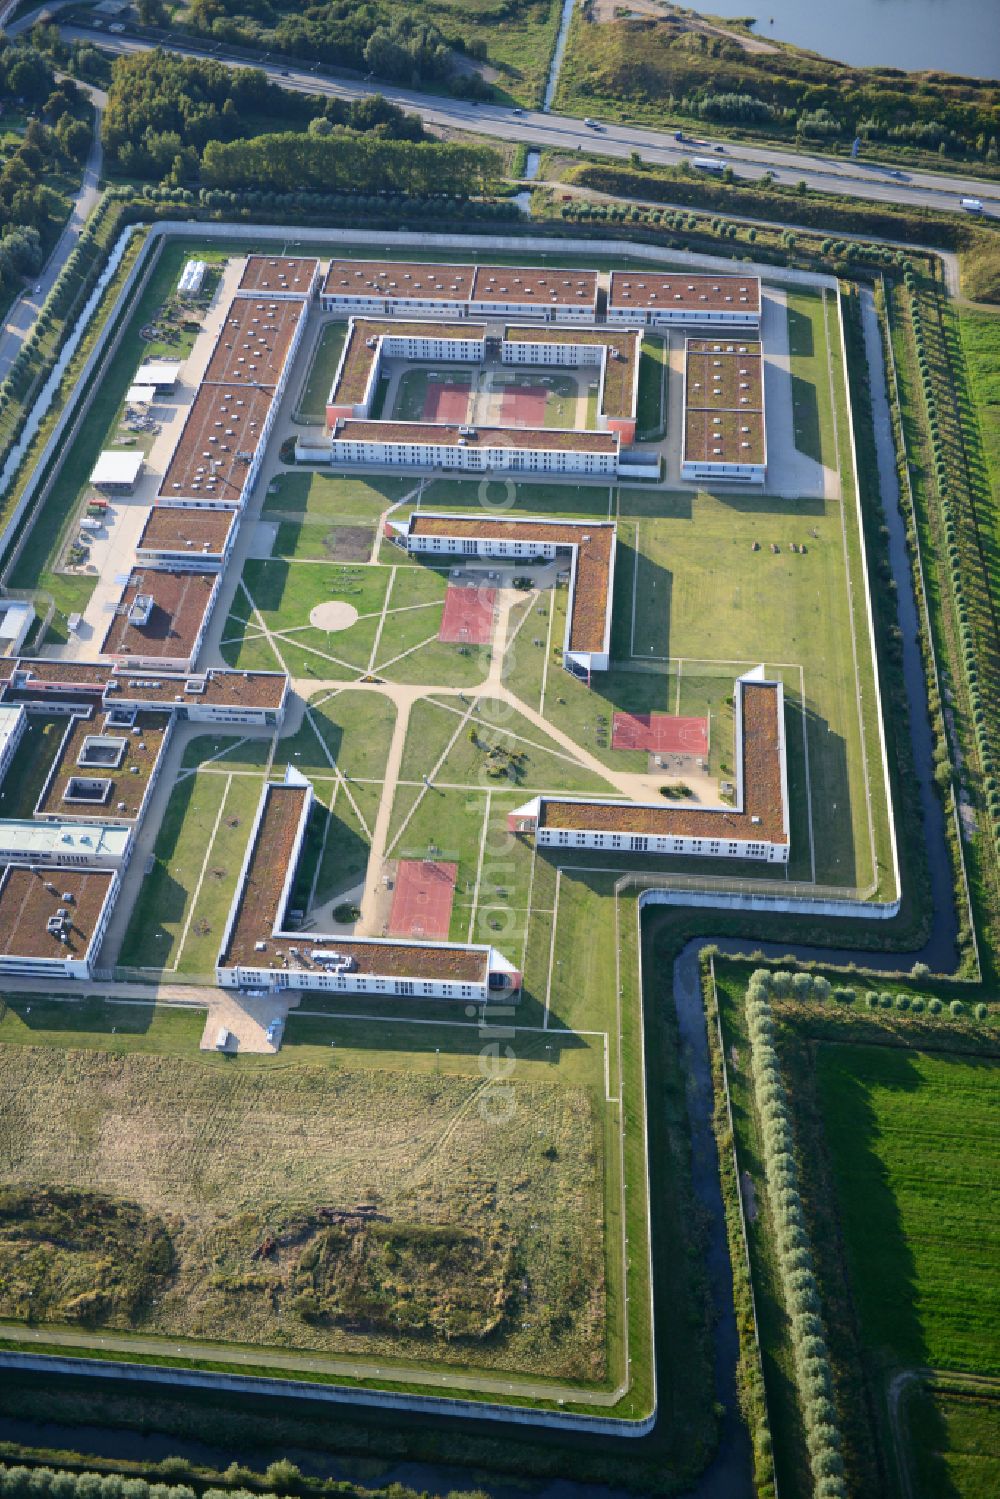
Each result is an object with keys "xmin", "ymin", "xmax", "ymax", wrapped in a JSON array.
[
  {"xmin": 54, "ymin": 24, "xmax": 1000, "ymax": 221},
  {"xmin": 0, "ymin": 79, "xmax": 104, "ymax": 380}
]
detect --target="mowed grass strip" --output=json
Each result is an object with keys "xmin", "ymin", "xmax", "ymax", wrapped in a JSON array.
[
  {"xmin": 817, "ymin": 1045, "xmax": 1000, "ymax": 1376},
  {"xmin": 119, "ymin": 772, "xmax": 264, "ymax": 974},
  {"xmin": 296, "ymin": 321, "xmax": 347, "ymax": 423}
]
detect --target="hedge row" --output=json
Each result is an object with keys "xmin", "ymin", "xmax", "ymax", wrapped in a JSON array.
[
  {"xmin": 0, "ymin": 1465, "xmax": 482, "ymax": 1499},
  {"xmin": 745, "ymin": 969, "xmax": 848, "ymax": 1499},
  {"xmin": 903, "ymin": 268, "xmax": 1000, "ymax": 864}
]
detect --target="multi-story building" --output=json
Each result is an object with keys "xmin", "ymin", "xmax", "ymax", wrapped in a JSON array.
[{"xmin": 216, "ymin": 769, "xmax": 522, "ymax": 1000}]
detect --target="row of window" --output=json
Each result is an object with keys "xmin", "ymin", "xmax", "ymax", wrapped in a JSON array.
[
  {"xmin": 544, "ymin": 829, "xmax": 775, "ymax": 857},
  {"xmin": 231, "ymin": 969, "xmax": 482, "ymax": 997}
]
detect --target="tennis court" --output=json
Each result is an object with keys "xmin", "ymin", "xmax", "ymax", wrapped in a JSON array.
[
  {"xmin": 612, "ymin": 712, "xmax": 709, "ymax": 755},
  {"xmin": 388, "ymin": 859, "xmax": 457, "ymax": 939},
  {"xmin": 423, "ymin": 377, "xmax": 473, "ymax": 424},
  {"xmin": 439, "ymin": 583, "xmax": 497, "ymax": 644}
]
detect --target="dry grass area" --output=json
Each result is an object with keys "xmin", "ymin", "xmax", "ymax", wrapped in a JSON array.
[{"xmin": 0, "ymin": 1046, "xmax": 605, "ymax": 1379}]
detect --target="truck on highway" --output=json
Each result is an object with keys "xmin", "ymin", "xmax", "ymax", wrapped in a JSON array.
[
  {"xmin": 693, "ymin": 157, "xmax": 726, "ymax": 175},
  {"xmin": 960, "ymin": 197, "xmax": 984, "ymax": 214}
]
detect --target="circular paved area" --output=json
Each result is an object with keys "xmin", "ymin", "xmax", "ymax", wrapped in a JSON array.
[{"xmin": 309, "ymin": 601, "xmax": 359, "ymax": 631}]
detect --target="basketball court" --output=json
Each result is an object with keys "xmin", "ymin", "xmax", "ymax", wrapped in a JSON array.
[
  {"xmin": 439, "ymin": 582, "xmax": 497, "ymax": 644},
  {"xmin": 612, "ymin": 712, "xmax": 709, "ymax": 755},
  {"xmin": 422, "ymin": 377, "xmax": 473, "ymax": 424},
  {"xmin": 388, "ymin": 860, "xmax": 457, "ymax": 939}
]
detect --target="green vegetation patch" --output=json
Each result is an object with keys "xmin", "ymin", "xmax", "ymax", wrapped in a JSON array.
[
  {"xmin": 0, "ymin": 1185, "xmax": 173, "ymax": 1326},
  {"xmin": 817, "ymin": 1044, "xmax": 999, "ymax": 1376},
  {"xmin": 904, "ymin": 1381, "xmax": 1000, "ymax": 1499}
]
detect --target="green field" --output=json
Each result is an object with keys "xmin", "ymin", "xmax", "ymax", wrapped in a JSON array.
[
  {"xmin": 296, "ymin": 321, "xmax": 348, "ymax": 423},
  {"xmin": 636, "ymin": 336, "xmax": 667, "ymax": 441},
  {"xmin": 904, "ymin": 1382, "xmax": 1000, "ymax": 1499},
  {"xmin": 817, "ymin": 1045, "xmax": 999, "ymax": 1377}
]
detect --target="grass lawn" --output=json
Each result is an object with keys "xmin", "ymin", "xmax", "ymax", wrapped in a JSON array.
[
  {"xmin": 295, "ymin": 321, "xmax": 347, "ymax": 423},
  {"xmin": 419, "ymin": 478, "xmax": 613, "ymax": 520},
  {"xmin": 264, "ymin": 471, "xmax": 410, "ymax": 562},
  {"xmin": 787, "ymin": 289, "xmax": 837, "ymax": 467},
  {"xmin": 904, "ymin": 1382, "xmax": 1000, "ymax": 1499},
  {"xmin": 0, "ymin": 716, "xmax": 67, "ymax": 820},
  {"xmin": 282, "ymin": 688, "xmax": 397, "ymax": 783},
  {"xmin": 418, "ymin": 693, "xmax": 620, "ymax": 794},
  {"xmin": 636, "ymin": 336, "xmax": 667, "ymax": 440},
  {"xmin": 817, "ymin": 1045, "xmax": 999, "ymax": 1377},
  {"xmin": 118, "ymin": 770, "xmax": 264, "ymax": 976}
]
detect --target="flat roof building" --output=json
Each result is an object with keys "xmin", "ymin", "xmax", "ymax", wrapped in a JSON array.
[
  {"xmin": 217, "ymin": 769, "xmax": 521, "ymax": 999},
  {"xmin": 321, "ymin": 259, "xmax": 599, "ymax": 322},
  {"xmin": 325, "ymin": 420, "xmax": 619, "ymax": 478},
  {"xmin": 35, "ymin": 709, "xmax": 169, "ymax": 824},
  {"xmin": 608, "ymin": 271, "xmax": 761, "ymax": 329},
  {"xmin": 158, "ymin": 384, "xmax": 273, "ymax": 507},
  {"xmin": 203, "ymin": 297, "xmax": 308, "ymax": 388},
  {"xmin": 237, "ymin": 256, "xmax": 320, "ymax": 298},
  {"xmin": 136, "ymin": 505, "xmax": 236, "ymax": 571},
  {"xmin": 102, "ymin": 569, "xmax": 219, "ymax": 668},
  {"xmin": 0, "ymin": 819, "xmax": 131, "ymax": 867},
  {"xmin": 0, "ymin": 865, "xmax": 118, "ymax": 980},
  {"xmin": 134, "ymin": 361, "xmax": 181, "ymax": 388},
  {"xmin": 681, "ymin": 338, "xmax": 766, "ymax": 485},
  {"xmin": 90, "ymin": 451, "xmax": 144, "ymax": 493},
  {"xmin": 510, "ymin": 669, "xmax": 789, "ymax": 862},
  {"xmin": 394, "ymin": 513, "xmax": 616, "ymax": 677}
]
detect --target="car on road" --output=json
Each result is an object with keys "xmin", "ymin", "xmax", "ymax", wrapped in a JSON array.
[
  {"xmin": 34, "ymin": 284, "xmax": 41, "ymax": 294},
  {"xmin": 714, "ymin": 144, "xmax": 726, "ymax": 153},
  {"xmin": 512, "ymin": 107, "xmax": 524, "ymax": 116},
  {"xmin": 888, "ymin": 169, "xmax": 907, "ymax": 180}
]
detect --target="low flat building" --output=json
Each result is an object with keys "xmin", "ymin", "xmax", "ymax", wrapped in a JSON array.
[
  {"xmin": 177, "ymin": 260, "xmax": 207, "ymax": 298},
  {"xmin": 681, "ymin": 337, "xmax": 766, "ymax": 485},
  {"xmin": 90, "ymin": 450, "xmax": 144, "ymax": 494},
  {"xmin": 107, "ymin": 667, "xmax": 288, "ymax": 726},
  {"xmin": 390, "ymin": 513, "xmax": 616, "ymax": 678},
  {"xmin": 608, "ymin": 271, "xmax": 761, "ymax": 330},
  {"xmin": 136, "ymin": 505, "xmax": 236, "ymax": 572},
  {"xmin": 502, "ymin": 324, "xmax": 640, "ymax": 443},
  {"xmin": 509, "ymin": 669, "xmax": 789, "ymax": 862},
  {"xmin": 0, "ymin": 819, "xmax": 131, "ymax": 869},
  {"xmin": 0, "ymin": 702, "xmax": 26, "ymax": 785},
  {"xmin": 0, "ymin": 601, "xmax": 31, "ymax": 660},
  {"xmin": 323, "ymin": 420, "xmax": 620, "ymax": 478},
  {"xmin": 237, "ymin": 256, "xmax": 320, "ymax": 299},
  {"xmin": 217, "ymin": 769, "xmax": 521, "ymax": 1000},
  {"xmin": 320, "ymin": 259, "xmax": 599, "ymax": 322},
  {"xmin": 469, "ymin": 265, "xmax": 598, "ymax": 322},
  {"xmin": 321, "ymin": 259, "xmax": 476, "ymax": 316},
  {"xmin": 134, "ymin": 361, "xmax": 181, "ymax": 388},
  {"xmin": 102, "ymin": 569, "xmax": 219, "ymax": 670},
  {"xmin": 0, "ymin": 865, "xmax": 118, "ymax": 980},
  {"xmin": 4, "ymin": 659, "xmax": 111, "ymax": 714}
]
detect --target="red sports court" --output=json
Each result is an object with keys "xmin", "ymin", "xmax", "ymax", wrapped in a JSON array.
[
  {"xmin": 612, "ymin": 712, "xmax": 709, "ymax": 755},
  {"xmin": 439, "ymin": 583, "xmax": 496, "ymax": 644},
  {"xmin": 422, "ymin": 379, "xmax": 472, "ymax": 423},
  {"xmin": 499, "ymin": 382, "xmax": 547, "ymax": 428},
  {"xmin": 388, "ymin": 860, "xmax": 457, "ymax": 940}
]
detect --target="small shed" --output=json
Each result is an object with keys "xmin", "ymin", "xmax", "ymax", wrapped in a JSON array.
[{"xmin": 90, "ymin": 451, "xmax": 144, "ymax": 493}]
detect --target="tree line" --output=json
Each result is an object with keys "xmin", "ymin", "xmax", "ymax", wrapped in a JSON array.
[{"xmin": 201, "ymin": 131, "xmax": 501, "ymax": 196}]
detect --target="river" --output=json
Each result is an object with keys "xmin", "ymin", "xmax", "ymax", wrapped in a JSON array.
[{"xmin": 693, "ymin": 0, "xmax": 1000, "ymax": 79}]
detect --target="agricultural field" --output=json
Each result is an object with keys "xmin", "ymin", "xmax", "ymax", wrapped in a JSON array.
[
  {"xmin": 817, "ymin": 1045, "xmax": 999, "ymax": 1377},
  {"xmin": 710, "ymin": 960, "xmax": 1000, "ymax": 1499}
]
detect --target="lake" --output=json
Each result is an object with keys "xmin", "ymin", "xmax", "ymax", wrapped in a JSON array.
[{"xmin": 697, "ymin": 0, "xmax": 1000, "ymax": 79}]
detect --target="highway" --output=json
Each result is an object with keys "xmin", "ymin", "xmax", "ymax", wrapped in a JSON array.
[{"xmin": 49, "ymin": 23, "xmax": 1000, "ymax": 222}]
